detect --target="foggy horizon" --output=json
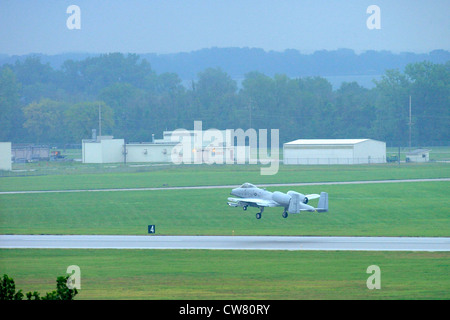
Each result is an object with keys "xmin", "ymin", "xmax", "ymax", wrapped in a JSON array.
[{"xmin": 1, "ymin": 0, "xmax": 449, "ymax": 56}]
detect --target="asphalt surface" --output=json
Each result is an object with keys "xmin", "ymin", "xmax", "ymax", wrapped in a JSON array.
[{"xmin": 1, "ymin": 235, "xmax": 449, "ymax": 251}]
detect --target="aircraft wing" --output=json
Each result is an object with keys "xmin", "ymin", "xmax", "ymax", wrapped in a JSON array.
[{"xmin": 227, "ymin": 197, "xmax": 279, "ymax": 207}]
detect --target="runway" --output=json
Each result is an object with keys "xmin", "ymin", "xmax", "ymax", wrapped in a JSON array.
[{"xmin": 1, "ymin": 235, "xmax": 449, "ymax": 251}]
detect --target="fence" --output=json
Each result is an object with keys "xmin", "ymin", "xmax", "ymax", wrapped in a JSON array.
[{"xmin": 283, "ymin": 157, "xmax": 387, "ymax": 165}]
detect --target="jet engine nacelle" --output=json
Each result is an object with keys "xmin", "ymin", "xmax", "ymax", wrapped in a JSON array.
[
  {"xmin": 272, "ymin": 191, "xmax": 291, "ymax": 207},
  {"xmin": 287, "ymin": 191, "xmax": 308, "ymax": 204}
]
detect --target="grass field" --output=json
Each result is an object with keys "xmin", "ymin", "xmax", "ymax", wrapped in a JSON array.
[
  {"xmin": 0, "ymin": 181, "xmax": 449, "ymax": 236},
  {"xmin": 0, "ymin": 163, "xmax": 449, "ymax": 299},
  {"xmin": 1, "ymin": 249, "xmax": 448, "ymax": 300},
  {"xmin": 1, "ymin": 162, "xmax": 449, "ymax": 192}
]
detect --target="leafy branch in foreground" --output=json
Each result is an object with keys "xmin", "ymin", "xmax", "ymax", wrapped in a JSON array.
[{"xmin": 0, "ymin": 274, "xmax": 78, "ymax": 300}]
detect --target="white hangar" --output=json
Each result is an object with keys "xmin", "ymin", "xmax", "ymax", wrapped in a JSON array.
[{"xmin": 283, "ymin": 139, "xmax": 386, "ymax": 165}]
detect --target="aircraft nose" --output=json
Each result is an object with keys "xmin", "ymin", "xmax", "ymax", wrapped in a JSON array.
[{"xmin": 230, "ymin": 188, "xmax": 238, "ymax": 196}]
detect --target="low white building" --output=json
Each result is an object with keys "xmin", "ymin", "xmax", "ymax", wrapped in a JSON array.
[
  {"xmin": 283, "ymin": 139, "xmax": 386, "ymax": 165},
  {"xmin": 82, "ymin": 129, "xmax": 244, "ymax": 164},
  {"xmin": 406, "ymin": 149, "xmax": 430, "ymax": 163},
  {"xmin": 0, "ymin": 142, "xmax": 12, "ymax": 170}
]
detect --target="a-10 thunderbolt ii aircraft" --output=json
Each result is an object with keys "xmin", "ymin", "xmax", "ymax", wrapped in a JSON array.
[{"xmin": 227, "ymin": 182, "xmax": 328, "ymax": 219}]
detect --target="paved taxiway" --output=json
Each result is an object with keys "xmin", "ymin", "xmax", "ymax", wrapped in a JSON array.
[{"xmin": 1, "ymin": 235, "xmax": 449, "ymax": 251}]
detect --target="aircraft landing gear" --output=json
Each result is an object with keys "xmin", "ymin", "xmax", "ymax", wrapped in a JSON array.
[
  {"xmin": 243, "ymin": 205, "xmax": 248, "ymax": 211},
  {"xmin": 256, "ymin": 207, "xmax": 264, "ymax": 219},
  {"xmin": 282, "ymin": 210, "xmax": 288, "ymax": 219}
]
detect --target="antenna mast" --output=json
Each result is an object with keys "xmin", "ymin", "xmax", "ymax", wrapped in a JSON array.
[
  {"xmin": 408, "ymin": 96, "xmax": 412, "ymax": 150},
  {"xmin": 98, "ymin": 104, "xmax": 102, "ymax": 138}
]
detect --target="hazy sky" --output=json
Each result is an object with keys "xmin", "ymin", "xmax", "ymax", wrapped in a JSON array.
[{"xmin": 1, "ymin": 0, "xmax": 449, "ymax": 55}]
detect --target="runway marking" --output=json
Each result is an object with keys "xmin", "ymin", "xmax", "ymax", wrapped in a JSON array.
[
  {"xmin": 1, "ymin": 235, "xmax": 449, "ymax": 251},
  {"xmin": 0, "ymin": 178, "xmax": 449, "ymax": 195}
]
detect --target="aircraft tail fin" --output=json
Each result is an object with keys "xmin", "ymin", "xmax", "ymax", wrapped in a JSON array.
[{"xmin": 316, "ymin": 192, "xmax": 328, "ymax": 212}]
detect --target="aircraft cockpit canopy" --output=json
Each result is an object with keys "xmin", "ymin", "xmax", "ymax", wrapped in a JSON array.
[{"xmin": 240, "ymin": 183, "xmax": 257, "ymax": 188}]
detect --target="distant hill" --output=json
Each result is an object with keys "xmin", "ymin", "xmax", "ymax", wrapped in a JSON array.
[
  {"xmin": 142, "ymin": 48, "xmax": 450, "ymax": 79},
  {"xmin": 1, "ymin": 48, "xmax": 449, "ymax": 88}
]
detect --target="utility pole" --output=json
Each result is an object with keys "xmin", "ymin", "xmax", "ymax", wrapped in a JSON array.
[
  {"xmin": 98, "ymin": 104, "xmax": 102, "ymax": 138},
  {"xmin": 123, "ymin": 142, "xmax": 127, "ymax": 165},
  {"xmin": 249, "ymin": 100, "xmax": 253, "ymax": 129},
  {"xmin": 408, "ymin": 96, "xmax": 412, "ymax": 150}
]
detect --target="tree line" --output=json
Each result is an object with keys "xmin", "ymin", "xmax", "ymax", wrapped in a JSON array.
[
  {"xmin": 0, "ymin": 53, "xmax": 448, "ymax": 146},
  {"xmin": 3, "ymin": 48, "xmax": 449, "ymax": 81}
]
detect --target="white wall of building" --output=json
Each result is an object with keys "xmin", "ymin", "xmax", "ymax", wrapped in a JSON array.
[
  {"xmin": 353, "ymin": 140, "xmax": 386, "ymax": 164},
  {"xmin": 0, "ymin": 142, "xmax": 12, "ymax": 170},
  {"xmin": 284, "ymin": 146, "xmax": 354, "ymax": 164},
  {"xmin": 82, "ymin": 141, "xmax": 102, "ymax": 163},
  {"xmin": 82, "ymin": 138, "xmax": 124, "ymax": 163},
  {"xmin": 101, "ymin": 139, "xmax": 125, "ymax": 163},
  {"xmin": 406, "ymin": 150, "xmax": 430, "ymax": 163},
  {"xmin": 126, "ymin": 144, "xmax": 174, "ymax": 163},
  {"xmin": 283, "ymin": 139, "xmax": 386, "ymax": 165},
  {"xmin": 83, "ymin": 138, "xmax": 178, "ymax": 164}
]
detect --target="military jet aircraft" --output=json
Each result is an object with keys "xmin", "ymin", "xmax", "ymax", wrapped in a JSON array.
[{"xmin": 227, "ymin": 182, "xmax": 328, "ymax": 219}]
